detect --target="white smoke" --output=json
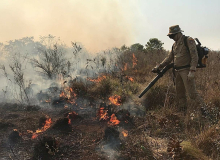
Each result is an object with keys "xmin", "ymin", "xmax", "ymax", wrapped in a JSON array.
[{"xmin": 0, "ymin": 36, "xmax": 122, "ymax": 104}]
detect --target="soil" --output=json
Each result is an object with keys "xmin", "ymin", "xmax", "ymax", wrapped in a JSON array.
[{"xmin": 0, "ymin": 103, "xmax": 158, "ymax": 160}]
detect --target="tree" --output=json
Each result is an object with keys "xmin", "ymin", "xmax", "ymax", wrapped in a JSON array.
[
  {"xmin": 120, "ymin": 44, "xmax": 129, "ymax": 51},
  {"xmin": 3, "ymin": 37, "xmax": 44, "ymax": 56},
  {"xmin": 8, "ymin": 53, "xmax": 30, "ymax": 104},
  {"xmin": 145, "ymin": 38, "xmax": 164, "ymax": 51},
  {"xmin": 130, "ymin": 43, "xmax": 144, "ymax": 51},
  {"xmin": 31, "ymin": 44, "xmax": 67, "ymax": 79}
]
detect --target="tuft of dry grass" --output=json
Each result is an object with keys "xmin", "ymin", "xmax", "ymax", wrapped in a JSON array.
[
  {"xmin": 181, "ymin": 141, "xmax": 209, "ymax": 160},
  {"xmin": 195, "ymin": 125, "xmax": 220, "ymax": 159}
]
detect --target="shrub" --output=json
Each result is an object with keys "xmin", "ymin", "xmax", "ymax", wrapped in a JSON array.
[
  {"xmin": 69, "ymin": 81, "xmax": 87, "ymax": 97},
  {"xmin": 88, "ymin": 77, "xmax": 112, "ymax": 100}
]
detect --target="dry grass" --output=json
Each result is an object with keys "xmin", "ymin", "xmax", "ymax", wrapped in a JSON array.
[
  {"xmin": 195, "ymin": 125, "xmax": 220, "ymax": 159},
  {"xmin": 1, "ymin": 47, "xmax": 220, "ymax": 159},
  {"xmin": 181, "ymin": 141, "xmax": 209, "ymax": 160}
]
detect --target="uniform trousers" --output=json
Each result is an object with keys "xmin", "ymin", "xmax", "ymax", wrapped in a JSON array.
[{"xmin": 175, "ymin": 69, "xmax": 205, "ymax": 113}]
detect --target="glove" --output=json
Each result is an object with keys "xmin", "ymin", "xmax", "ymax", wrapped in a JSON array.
[
  {"xmin": 152, "ymin": 65, "xmax": 161, "ymax": 73},
  {"xmin": 187, "ymin": 70, "xmax": 195, "ymax": 80}
]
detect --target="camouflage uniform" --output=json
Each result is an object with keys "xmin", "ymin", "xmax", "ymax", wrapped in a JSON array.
[{"xmin": 158, "ymin": 25, "xmax": 205, "ymax": 114}]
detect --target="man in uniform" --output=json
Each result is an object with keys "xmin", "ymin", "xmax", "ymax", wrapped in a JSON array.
[{"xmin": 152, "ymin": 25, "xmax": 205, "ymax": 116}]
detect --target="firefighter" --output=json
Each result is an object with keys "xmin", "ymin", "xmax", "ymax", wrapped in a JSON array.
[{"xmin": 152, "ymin": 25, "xmax": 205, "ymax": 116}]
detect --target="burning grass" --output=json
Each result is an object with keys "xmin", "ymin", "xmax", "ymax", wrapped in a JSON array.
[
  {"xmin": 0, "ymin": 48, "xmax": 220, "ymax": 159},
  {"xmin": 0, "ymin": 99, "xmax": 218, "ymax": 160},
  {"xmin": 32, "ymin": 117, "xmax": 52, "ymax": 139}
]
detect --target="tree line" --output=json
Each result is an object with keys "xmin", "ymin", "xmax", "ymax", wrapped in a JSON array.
[{"xmin": 121, "ymin": 38, "xmax": 164, "ymax": 52}]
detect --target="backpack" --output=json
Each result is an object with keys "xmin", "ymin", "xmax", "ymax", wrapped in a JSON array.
[{"xmin": 183, "ymin": 36, "xmax": 209, "ymax": 68}]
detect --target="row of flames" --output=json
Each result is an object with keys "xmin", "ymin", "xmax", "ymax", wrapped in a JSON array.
[
  {"xmin": 86, "ymin": 53, "xmax": 137, "ymax": 84},
  {"xmin": 30, "ymin": 58, "xmax": 134, "ymax": 138},
  {"xmin": 87, "ymin": 75, "xmax": 107, "ymax": 83},
  {"xmin": 59, "ymin": 86, "xmax": 122, "ymax": 107},
  {"xmin": 29, "ymin": 117, "xmax": 52, "ymax": 139},
  {"xmin": 29, "ymin": 109, "xmax": 127, "ymax": 139},
  {"xmin": 29, "ymin": 112, "xmax": 77, "ymax": 139},
  {"xmin": 28, "ymin": 93, "xmax": 127, "ymax": 139},
  {"xmin": 88, "ymin": 75, "xmax": 134, "ymax": 83}
]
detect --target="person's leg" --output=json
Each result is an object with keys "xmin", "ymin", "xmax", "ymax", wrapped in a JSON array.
[
  {"xmin": 180, "ymin": 69, "xmax": 205, "ymax": 118},
  {"xmin": 175, "ymin": 71, "xmax": 187, "ymax": 115}
]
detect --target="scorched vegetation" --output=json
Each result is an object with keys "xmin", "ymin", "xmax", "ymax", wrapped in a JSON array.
[{"xmin": 0, "ymin": 35, "xmax": 220, "ymax": 160}]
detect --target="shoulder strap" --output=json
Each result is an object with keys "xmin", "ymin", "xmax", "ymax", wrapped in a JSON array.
[
  {"xmin": 171, "ymin": 44, "xmax": 175, "ymax": 85},
  {"xmin": 183, "ymin": 35, "xmax": 190, "ymax": 53},
  {"xmin": 171, "ymin": 45, "xmax": 174, "ymax": 62}
]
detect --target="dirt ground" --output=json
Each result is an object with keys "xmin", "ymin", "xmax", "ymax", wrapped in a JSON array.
[{"xmin": 0, "ymin": 102, "xmax": 164, "ymax": 160}]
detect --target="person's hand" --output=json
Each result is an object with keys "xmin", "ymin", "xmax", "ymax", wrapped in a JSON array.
[
  {"xmin": 152, "ymin": 65, "xmax": 161, "ymax": 73},
  {"xmin": 187, "ymin": 70, "xmax": 195, "ymax": 80}
]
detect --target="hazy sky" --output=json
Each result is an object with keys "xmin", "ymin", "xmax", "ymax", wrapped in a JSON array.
[{"xmin": 0, "ymin": 0, "xmax": 219, "ymax": 52}]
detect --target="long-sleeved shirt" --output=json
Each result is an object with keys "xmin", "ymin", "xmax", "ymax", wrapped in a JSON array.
[{"xmin": 160, "ymin": 35, "xmax": 198, "ymax": 71}]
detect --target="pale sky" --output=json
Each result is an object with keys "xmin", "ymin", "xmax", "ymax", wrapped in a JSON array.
[{"xmin": 0, "ymin": 0, "xmax": 219, "ymax": 52}]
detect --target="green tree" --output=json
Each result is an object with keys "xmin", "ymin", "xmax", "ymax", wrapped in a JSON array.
[
  {"xmin": 130, "ymin": 43, "xmax": 144, "ymax": 51},
  {"xmin": 120, "ymin": 44, "xmax": 129, "ymax": 51},
  {"xmin": 145, "ymin": 38, "xmax": 164, "ymax": 51}
]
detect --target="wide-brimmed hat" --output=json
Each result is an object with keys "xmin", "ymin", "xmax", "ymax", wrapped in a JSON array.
[{"xmin": 167, "ymin": 25, "xmax": 184, "ymax": 36}]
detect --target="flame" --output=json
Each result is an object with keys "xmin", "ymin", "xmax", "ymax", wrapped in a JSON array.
[
  {"xmin": 64, "ymin": 105, "xmax": 68, "ymax": 109},
  {"xmin": 32, "ymin": 134, "xmax": 38, "ymax": 139},
  {"xmin": 60, "ymin": 91, "xmax": 66, "ymax": 98},
  {"xmin": 59, "ymin": 87, "xmax": 77, "ymax": 104},
  {"xmin": 67, "ymin": 111, "xmax": 78, "ymax": 124},
  {"xmin": 109, "ymin": 95, "xmax": 121, "ymax": 106},
  {"xmin": 124, "ymin": 63, "xmax": 128, "ymax": 71},
  {"xmin": 27, "ymin": 130, "xmax": 33, "ymax": 134},
  {"xmin": 45, "ymin": 99, "xmax": 51, "ymax": 103},
  {"xmin": 126, "ymin": 76, "xmax": 134, "ymax": 82},
  {"xmin": 108, "ymin": 114, "xmax": 120, "ymax": 126},
  {"xmin": 122, "ymin": 130, "xmax": 128, "ymax": 137},
  {"xmin": 132, "ymin": 53, "xmax": 137, "ymax": 68},
  {"xmin": 31, "ymin": 118, "xmax": 52, "ymax": 139},
  {"xmin": 68, "ymin": 118, "xmax": 71, "ymax": 124},
  {"xmin": 87, "ymin": 75, "xmax": 106, "ymax": 83},
  {"xmin": 98, "ymin": 107, "xmax": 109, "ymax": 121}
]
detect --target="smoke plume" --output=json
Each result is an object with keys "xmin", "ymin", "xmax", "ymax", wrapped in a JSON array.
[{"xmin": 0, "ymin": 0, "xmax": 139, "ymax": 52}]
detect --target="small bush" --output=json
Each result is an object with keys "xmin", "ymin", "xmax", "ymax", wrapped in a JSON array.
[
  {"xmin": 88, "ymin": 77, "xmax": 112, "ymax": 99},
  {"xmin": 69, "ymin": 81, "xmax": 87, "ymax": 97}
]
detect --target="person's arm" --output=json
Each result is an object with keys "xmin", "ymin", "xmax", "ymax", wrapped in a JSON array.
[
  {"xmin": 159, "ymin": 50, "xmax": 174, "ymax": 69},
  {"xmin": 152, "ymin": 48, "xmax": 173, "ymax": 73},
  {"xmin": 187, "ymin": 37, "xmax": 198, "ymax": 71}
]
